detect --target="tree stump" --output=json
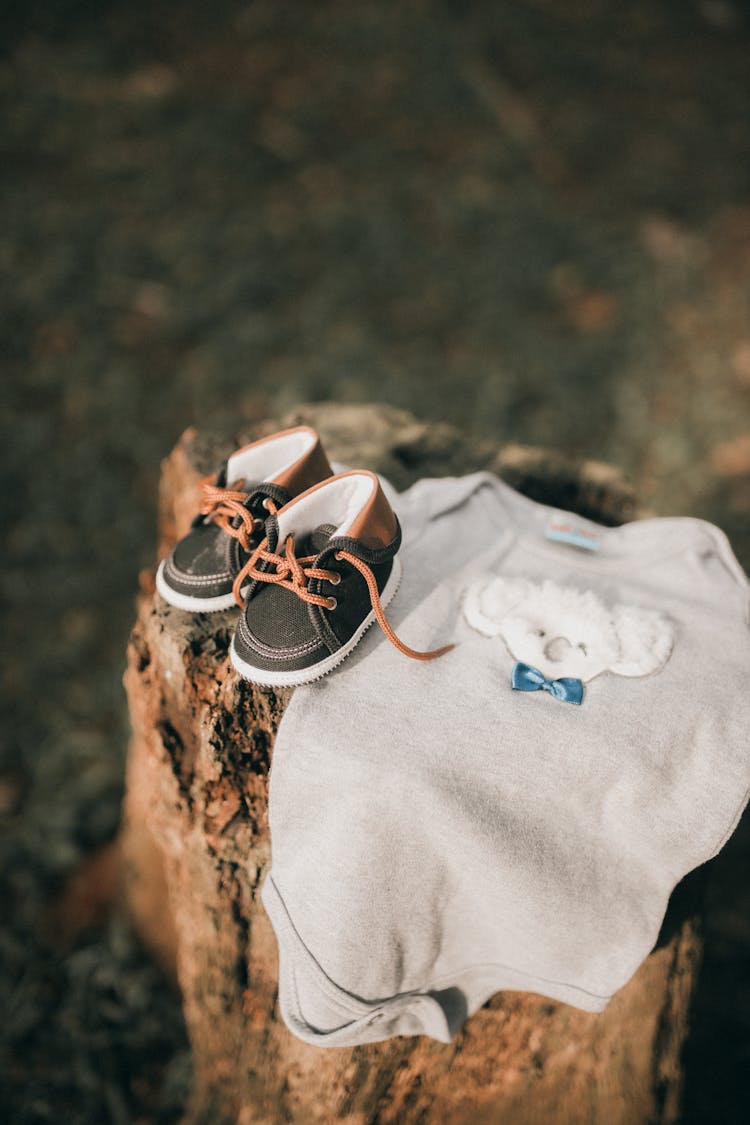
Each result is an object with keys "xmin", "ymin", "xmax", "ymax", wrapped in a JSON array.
[{"xmin": 121, "ymin": 403, "xmax": 703, "ymax": 1125}]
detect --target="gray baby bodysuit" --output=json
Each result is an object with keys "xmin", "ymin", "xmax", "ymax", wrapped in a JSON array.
[{"xmin": 260, "ymin": 472, "xmax": 750, "ymax": 1047}]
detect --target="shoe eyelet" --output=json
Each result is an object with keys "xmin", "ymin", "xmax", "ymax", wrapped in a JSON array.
[
  {"xmin": 262, "ymin": 497, "xmax": 273, "ymax": 511},
  {"xmin": 334, "ymin": 551, "xmax": 344, "ymax": 561},
  {"xmin": 329, "ymin": 572, "xmax": 341, "ymax": 586},
  {"xmin": 326, "ymin": 597, "xmax": 337, "ymax": 610}
]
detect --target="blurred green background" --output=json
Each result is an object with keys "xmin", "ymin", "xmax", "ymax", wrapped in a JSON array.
[{"xmin": 2, "ymin": 1, "xmax": 750, "ymax": 1121}]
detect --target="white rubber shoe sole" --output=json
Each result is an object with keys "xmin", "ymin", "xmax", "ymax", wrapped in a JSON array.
[
  {"xmin": 229, "ymin": 554, "xmax": 403, "ymax": 688},
  {"xmin": 155, "ymin": 560, "xmax": 245, "ymax": 613}
]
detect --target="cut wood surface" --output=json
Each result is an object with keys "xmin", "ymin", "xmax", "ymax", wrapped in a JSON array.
[{"xmin": 120, "ymin": 403, "xmax": 702, "ymax": 1125}]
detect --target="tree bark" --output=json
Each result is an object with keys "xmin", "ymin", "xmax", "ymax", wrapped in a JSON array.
[{"xmin": 120, "ymin": 403, "xmax": 702, "ymax": 1125}]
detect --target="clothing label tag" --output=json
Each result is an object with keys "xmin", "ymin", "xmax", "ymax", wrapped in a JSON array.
[{"xmin": 544, "ymin": 513, "xmax": 601, "ymax": 551}]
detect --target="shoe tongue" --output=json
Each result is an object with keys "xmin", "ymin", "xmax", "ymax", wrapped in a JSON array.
[
  {"xmin": 295, "ymin": 523, "xmax": 337, "ymax": 557},
  {"xmin": 226, "ymin": 476, "xmax": 260, "ymax": 493}
]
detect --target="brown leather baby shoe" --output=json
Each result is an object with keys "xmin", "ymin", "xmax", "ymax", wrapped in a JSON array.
[
  {"xmin": 230, "ymin": 470, "xmax": 452, "ymax": 686},
  {"xmin": 156, "ymin": 426, "xmax": 332, "ymax": 612}
]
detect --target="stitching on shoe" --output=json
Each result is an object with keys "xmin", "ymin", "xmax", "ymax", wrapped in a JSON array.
[
  {"xmin": 163, "ymin": 559, "xmax": 233, "ymax": 586},
  {"xmin": 236, "ymin": 611, "xmax": 324, "ymax": 658}
]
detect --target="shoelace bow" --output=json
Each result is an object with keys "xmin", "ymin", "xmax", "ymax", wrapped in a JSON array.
[
  {"xmin": 234, "ymin": 534, "xmax": 454, "ymax": 662},
  {"xmin": 200, "ymin": 477, "xmax": 279, "ymax": 555}
]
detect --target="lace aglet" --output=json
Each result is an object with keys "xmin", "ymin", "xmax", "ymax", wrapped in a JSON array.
[{"xmin": 409, "ymin": 640, "xmax": 456, "ymax": 662}]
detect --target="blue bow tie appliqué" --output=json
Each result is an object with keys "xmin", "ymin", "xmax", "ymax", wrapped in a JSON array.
[{"xmin": 511, "ymin": 661, "xmax": 584, "ymax": 705}]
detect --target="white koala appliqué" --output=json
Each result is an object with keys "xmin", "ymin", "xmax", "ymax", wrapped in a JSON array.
[{"xmin": 463, "ymin": 576, "xmax": 674, "ymax": 683}]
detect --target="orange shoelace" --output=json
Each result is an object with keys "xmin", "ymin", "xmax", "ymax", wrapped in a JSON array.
[
  {"xmin": 200, "ymin": 477, "xmax": 279, "ymax": 554},
  {"xmin": 234, "ymin": 533, "xmax": 454, "ymax": 661}
]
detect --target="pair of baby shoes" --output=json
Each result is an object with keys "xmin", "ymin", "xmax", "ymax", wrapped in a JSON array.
[{"xmin": 156, "ymin": 426, "xmax": 450, "ymax": 687}]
